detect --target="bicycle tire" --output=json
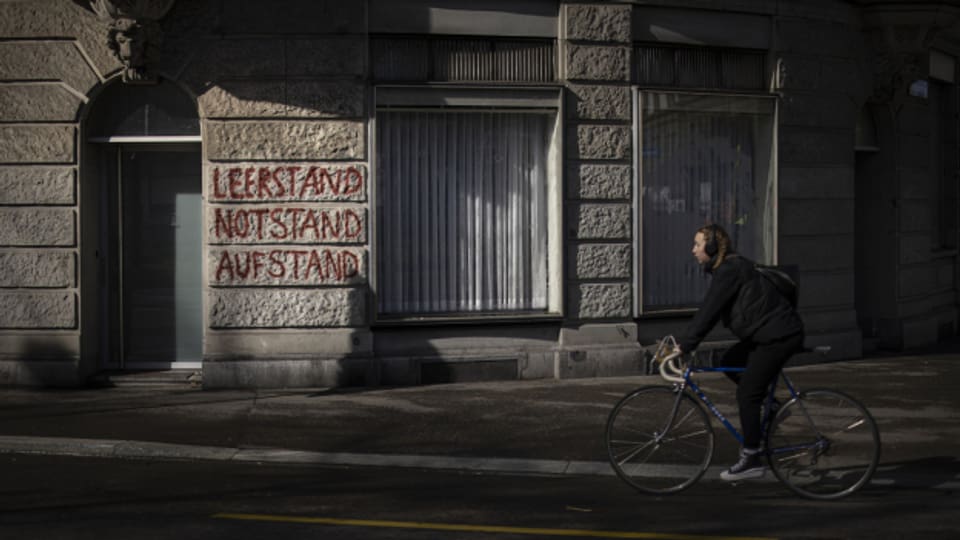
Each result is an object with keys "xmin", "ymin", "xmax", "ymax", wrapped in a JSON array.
[
  {"xmin": 766, "ymin": 388, "xmax": 881, "ymax": 500},
  {"xmin": 605, "ymin": 386, "xmax": 714, "ymax": 495}
]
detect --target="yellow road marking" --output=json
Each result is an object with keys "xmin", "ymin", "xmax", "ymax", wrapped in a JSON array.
[{"xmin": 212, "ymin": 513, "xmax": 776, "ymax": 540}]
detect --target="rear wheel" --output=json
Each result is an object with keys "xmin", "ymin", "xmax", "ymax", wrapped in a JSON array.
[
  {"xmin": 605, "ymin": 386, "xmax": 714, "ymax": 495},
  {"xmin": 766, "ymin": 389, "xmax": 880, "ymax": 500}
]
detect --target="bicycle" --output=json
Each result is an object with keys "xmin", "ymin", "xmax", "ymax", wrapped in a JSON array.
[{"xmin": 605, "ymin": 335, "xmax": 881, "ymax": 500}]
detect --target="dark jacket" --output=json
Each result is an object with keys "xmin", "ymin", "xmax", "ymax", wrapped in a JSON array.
[{"xmin": 679, "ymin": 254, "xmax": 803, "ymax": 352}]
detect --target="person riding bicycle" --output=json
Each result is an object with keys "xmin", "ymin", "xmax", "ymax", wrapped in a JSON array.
[{"xmin": 676, "ymin": 224, "xmax": 804, "ymax": 481}]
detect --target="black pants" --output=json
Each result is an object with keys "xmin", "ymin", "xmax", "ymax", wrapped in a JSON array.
[{"xmin": 720, "ymin": 333, "xmax": 805, "ymax": 449}]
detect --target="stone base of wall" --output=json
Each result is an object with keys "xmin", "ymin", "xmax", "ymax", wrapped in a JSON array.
[
  {"xmin": 202, "ymin": 356, "xmax": 374, "ymax": 389},
  {"xmin": 0, "ymin": 359, "xmax": 82, "ymax": 387},
  {"xmin": 870, "ymin": 310, "xmax": 957, "ymax": 351}
]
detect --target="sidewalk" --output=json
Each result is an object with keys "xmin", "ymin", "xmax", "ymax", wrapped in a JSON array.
[{"xmin": 0, "ymin": 352, "xmax": 958, "ymax": 490}]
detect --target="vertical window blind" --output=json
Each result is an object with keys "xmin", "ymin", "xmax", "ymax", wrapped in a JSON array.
[
  {"xmin": 377, "ymin": 110, "xmax": 552, "ymax": 315},
  {"xmin": 640, "ymin": 92, "xmax": 775, "ymax": 310}
]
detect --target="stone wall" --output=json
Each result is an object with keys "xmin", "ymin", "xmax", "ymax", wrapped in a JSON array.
[
  {"xmin": 0, "ymin": 0, "xmax": 111, "ymax": 384},
  {"xmin": 774, "ymin": 7, "xmax": 866, "ymax": 357},
  {"xmin": 563, "ymin": 3, "xmax": 634, "ymax": 322},
  {"xmin": 193, "ymin": 0, "xmax": 372, "ymax": 386},
  {"xmin": 557, "ymin": 3, "xmax": 643, "ymax": 377}
]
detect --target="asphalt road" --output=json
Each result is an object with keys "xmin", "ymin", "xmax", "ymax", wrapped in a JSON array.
[{"xmin": 1, "ymin": 454, "xmax": 957, "ymax": 540}]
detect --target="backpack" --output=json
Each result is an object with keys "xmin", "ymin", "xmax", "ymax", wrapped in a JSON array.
[{"xmin": 755, "ymin": 264, "xmax": 798, "ymax": 308}]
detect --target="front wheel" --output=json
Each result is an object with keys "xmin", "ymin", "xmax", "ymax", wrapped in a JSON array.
[
  {"xmin": 766, "ymin": 389, "xmax": 880, "ymax": 500},
  {"xmin": 605, "ymin": 386, "xmax": 714, "ymax": 495}
]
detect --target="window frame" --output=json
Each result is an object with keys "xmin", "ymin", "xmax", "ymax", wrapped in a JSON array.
[
  {"xmin": 371, "ymin": 84, "xmax": 564, "ymax": 323},
  {"xmin": 632, "ymin": 87, "xmax": 779, "ymax": 317}
]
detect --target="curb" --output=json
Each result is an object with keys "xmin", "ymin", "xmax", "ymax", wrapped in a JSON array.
[{"xmin": 0, "ymin": 435, "xmax": 955, "ymax": 492}]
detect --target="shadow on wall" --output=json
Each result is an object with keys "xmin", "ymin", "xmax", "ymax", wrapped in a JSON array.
[{"xmin": 1, "ymin": 337, "xmax": 81, "ymax": 388}]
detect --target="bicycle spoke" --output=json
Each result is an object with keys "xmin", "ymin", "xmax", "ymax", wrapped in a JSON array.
[
  {"xmin": 605, "ymin": 386, "xmax": 714, "ymax": 495},
  {"xmin": 766, "ymin": 389, "xmax": 880, "ymax": 500}
]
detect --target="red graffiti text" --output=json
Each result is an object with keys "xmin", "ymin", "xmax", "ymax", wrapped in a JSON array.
[
  {"xmin": 214, "ymin": 249, "xmax": 361, "ymax": 283},
  {"xmin": 213, "ymin": 207, "xmax": 364, "ymax": 242},
  {"xmin": 211, "ymin": 165, "xmax": 364, "ymax": 201}
]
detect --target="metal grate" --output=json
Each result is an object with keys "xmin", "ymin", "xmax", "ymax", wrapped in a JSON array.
[
  {"xmin": 373, "ymin": 36, "xmax": 556, "ymax": 83},
  {"xmin": 636, "ymin": 45, "xmax": 765, "ymax": 90}
]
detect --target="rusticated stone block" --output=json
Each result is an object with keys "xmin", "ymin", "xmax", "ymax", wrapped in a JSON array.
[
  {"xmin": 573, "ymin": 203, "xmax": 631, "ymax": 239},
  {"xmin": 565, "ymin": 4, "xmax": 631, "ymax": 43},
  {"xmin": 573, "ymin": 243, "xmax": 631, "ymax": 279},
  {"xmin": 209, "ymin": 246, "xmax": 366, "ymax": 286},
  {"xmin": 779, "ymin": 166, "xmax": 854, "ymax": 200},
  {"xmin": 0, "ymin": 292, "xmax": 75, "ymax": 328},
  {"xmin": 287, "ymin": 80, "xmax": 365, "ymax": 118},
  {"xmin": 0, "ymin": 42, "xmax": 99, "ymax": 95},
  {"xmin": 779, "ymin": 94, "xmax": 855, "ymax": 129},
  {"xmin": 0, "ymin": 0, "xmax": 118, "ymax": 78},
  {"xmin": 207, "ymin": 163, "xmax": 366, "ymax": 202},
  {"xmin": 568, "ymin": 164, "xmax": 631, "ymax": 200},
  {"xmin": 207, "ymin": 204, "xmax": 366, "ymax": 245},
  {"xmin": 0, "ymin": 126, "xmax": 75, "ymax": 164},
  {"xmin": 0, "ymin": 85, "xmax": 82, "ymax": 122},
  {"xmin": 777, "ymin": 54, "xmax": 821, "ymax": 91},
  {"xmin": 287, "ymin": 38, "xmax": 366, "ymax": 76},
  {"xmin": 181, "ymin": 39, "xmax": 285, "ymax": 90},
  {"xmin": 570, "ymin": 125, "xmax": 631, "ymax": 160},
  {"xmin": 0, "ymin": 250, "xmax": 74, "ymax": 287},
  {"xmin": 566, "ymin": 45, "xmax": 629, "ymax": 81},
  {"xmin": 208, "ymin": 287, "xmax": 366, "ymax": 328},
  {"xmin": 0, "ymin": 166, "xmax": 75, "ymax": 205},
  {"xmin": 205, "ymin": 121, "xmax": 365, "ymax": 161},
  {"xmin": 571, "ymin": 282, "xmax": 631, "ymax": 319},
  {"xmin": 779, "ymin": 128, "xmax": 852, "ymax": 165},
  {"xmin": 198, "ymin": 82, "xmax": 288, "ymax": 119},
  {"xmin": 567, "ymin": 84, "xmax": 630, "ymax": 120},
  {"xmin": 0, "ymin": 208, "xmax": 75, "ymax": 246},
  {"xmin": 777, "ymin": 18, "xmax": 856, "ymax": 57},
  {"xmin": 221, "ymin": 0, "xmax": 365, "ymax": 34},
  {"xmin": 779, "ymin": 234, "xmax": 853, "ymax": 271},
  {"xmin": 780, "ymin": 200, "xmax": 854, "ymax": 236},
  {"xmin": 200, "ymin": 81, "xmax": 366, "ymax": 119}
]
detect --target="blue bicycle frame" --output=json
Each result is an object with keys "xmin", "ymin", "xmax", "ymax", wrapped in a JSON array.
[{"xmin": 676, "ymin": 365, "xmax": 804, "ymax": 446}]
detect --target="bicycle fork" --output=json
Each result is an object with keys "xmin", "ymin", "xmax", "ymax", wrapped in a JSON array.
[{"xmin": 653, "ymin": 382, "xmax": 689, "ymax": 445}]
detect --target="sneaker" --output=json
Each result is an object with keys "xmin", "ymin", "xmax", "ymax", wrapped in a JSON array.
[{"xmin": 720, "ymin": 448, "xmax": 765, "ymax": 481}]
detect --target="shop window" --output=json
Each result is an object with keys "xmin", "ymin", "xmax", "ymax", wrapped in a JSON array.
[
  {"xmin": 371, "ymin": 36, "xmax": 556, "ymax": 83},
  {"xmin": 375, "ymin": 87, "xmax": 561, "ymax": 317},
  {"xmin": 637, "ymin": 91, "xmax": 776, "ymax": 312},
  {"xmin": 635, "ymin": 44, "xmax": 766, "ymax": 91}
]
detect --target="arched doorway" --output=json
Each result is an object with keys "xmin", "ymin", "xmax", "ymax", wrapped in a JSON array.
[{"xmin": 81, "ymin": 79, "xmax": 202, "ymax": 371}]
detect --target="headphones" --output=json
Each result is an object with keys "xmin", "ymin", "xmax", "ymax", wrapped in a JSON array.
[{"xmin": 704, "ymin": 224, "xmax": 719, "ymax": 257}]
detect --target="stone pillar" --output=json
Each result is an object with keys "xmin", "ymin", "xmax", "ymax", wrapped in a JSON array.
[
  {"xmin": 0, "ymin": 1, "xmax": 113, "ymax": 386},
  {"xmin": 857, "ymin": 4, "xmax": 960, "ymax": 349},
  {"xmin": 771, "ymin": 7, "xmax": 867, "ymax": 359},
  {"xmin": 558, "ymin": 3, "xmax": 642, "ymax": 378},
  {"xmin": 193, "ymin": 1, "xmax": 373, "ymax": 388}
]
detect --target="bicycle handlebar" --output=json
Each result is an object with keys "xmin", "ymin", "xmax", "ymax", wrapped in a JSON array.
[
  {"xmin": 651, "ymin": 336, "xmax": 832, "ymax": 384},
  {"xmin": 651, "ymin": 335, "xmax": 685, "ymax": 383}
]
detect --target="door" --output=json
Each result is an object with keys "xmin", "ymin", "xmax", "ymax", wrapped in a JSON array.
[
  {"xmin": 95, "ymin": 144, "xmax": 203, "ymax": 369},
  {"xmin": 119, "ymin": 145, "xmax": 202, "ymax": 367}
]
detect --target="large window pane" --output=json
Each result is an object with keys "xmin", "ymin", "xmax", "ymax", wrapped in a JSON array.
[
  {"xmin": 640, "ymin": 92, "xmax": 775, "ymax": 311},
  {"xmin": 377, "ymin": 110, "xmax": 552, "ymax": 315}
]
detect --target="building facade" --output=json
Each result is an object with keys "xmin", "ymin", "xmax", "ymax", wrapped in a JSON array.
[{"xmin": 1, "ymin": 0, "xmax": 959, "ymax": 388}]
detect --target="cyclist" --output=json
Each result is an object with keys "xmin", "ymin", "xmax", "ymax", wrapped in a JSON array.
[{"xmin": 676, "ymin": 224, "xmax": 804, "ymax": 481}]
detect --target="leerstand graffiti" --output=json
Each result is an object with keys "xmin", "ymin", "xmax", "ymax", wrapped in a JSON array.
[{"xmin": 208, "ymin": 163, "xmax": 366, "ymax": 202}]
